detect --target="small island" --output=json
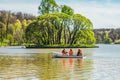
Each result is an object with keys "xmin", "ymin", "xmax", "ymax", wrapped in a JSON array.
[{"xmin": 26, "ymin": 0, "xmax": 97, "ymax": 48}]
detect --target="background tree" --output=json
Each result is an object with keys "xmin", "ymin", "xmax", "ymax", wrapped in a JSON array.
[
  {"xmin": 104, "ymin": 32, "xmax": 112, "ymax": 44},
  {"xmin": 0, "ymin": 10, "xmax": 35, "ymax": 46},
  {"xmin": 94, "ymin": 28, "xmax": 120, "ymax": 44},
  {"xmin": 13, "ymin": 19, "xmax": 23, "ymax": 45},
  {"xmin": 0, "ymin": 22, "xmax": 6, "ymax": 44}
]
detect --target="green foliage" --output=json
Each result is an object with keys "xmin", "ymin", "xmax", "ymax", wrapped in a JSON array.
[
  {"xmin": 22, "ymin": 19, "xmax": 27, "ymax": 29},
  {"xmin": 94, "ymin": 28, "xmax": 120, "ymax": 44},
  {"xmin": 25, "ymin": 0, "xmax": 95, "ymax": 46},
  {"xmin": 7, "ymin": 34, "xmax": 14, "ymax": 45},
  {"xmin": 26, "ymin": 44, "xmax": 97, "ymax": 48},
  {"xmin": 0, "ymin": 22, "xmax": 6, "ymax": 43},
  {"xmin": 25, "ymin": 12, "xmax": 95, "ymax": 45},
  {"xmin": 8, "ymin": 24, "xmax": 14, "ymax": 35},
  {"xmin": 114, "ymin": 39, "xmax": 120, "ymax": 44},
  {"xmin": 14, "ymin": 19, "xmax": 22, "ymax": 30},
  {"xmin": 13, "ymin": 19, "xmax": 23, "ymax": 45},
  {"xmin": 0, "ymin": 0, "xmax": 96, "ymax": 47},
  {"xmin": 104, "ymin": 32, "xmax": 112, "ymax": 44},
  {"xmin": 0, "ymin": 10, "xmax": 35, "ymax": 46},
  {"xmin": 104, "ymin": 38, "xmax": 112, "ymax": 44},
  {"xmin": 61, "ymin": 5, "xmax": 74, "ymax": 15},
  {"xmin": 38, "ymin": 0, "xmax": 58, "ymax": 15},
  {"xmin": 76, "ymin": 30, "xmax": 96, "ymax": 44}
]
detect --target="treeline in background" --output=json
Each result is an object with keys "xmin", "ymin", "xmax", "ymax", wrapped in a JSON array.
[
  {"xmin": 0, "ymin": 10, "xmax": 35, "ymax": 46},
  {"xmin": 94, "ymin": 28, "xmax": 120, "ymax": 44}
]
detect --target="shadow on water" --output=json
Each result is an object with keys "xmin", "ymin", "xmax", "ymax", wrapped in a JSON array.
[{"xmin": 0, "ymin": 53, "xmax": 93, "ymax": 80}]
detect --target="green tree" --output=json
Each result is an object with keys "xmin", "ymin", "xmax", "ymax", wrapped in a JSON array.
[
  {"xmin": 61, "ymin": 5, "xmax": 74, "ymax": 15},
  {"xmin": 14, "ymin": 19, "xmax": 22, "ymax": 30},
  {"xmin": 67, "ymin": 14, "xmax": 94, "ymax": 44},
  {"xmin": 25, "ymin": 13, "xmax": 95, "ymax": 45},
  {"xmin": 14, "ymin": 19, "xmax": 23, "ymax": 45},
  {"xmin": 22, "ymin": 19, "xmax": 27, "ymax": 30},
  {"xmin": 104, "ymin": 32, "xmax": 112, "ymax": 44},
  {"xmin": 25, "ymin": 0, "xmax": 95, "ymax": 46},
  {"xmin": 38, "ymin": 0, "xmax": 58, "ymax": 15},
  {"xmin": 7, "ymin": 34, "xmax": 14, "ymax": 45},
  {"xmin": 0, "ymin": 22, "xmax": 6, "ymax": 45},
  {"xmin": 8, "ymin": 24, "xmax": 14, "ymax": 35}
]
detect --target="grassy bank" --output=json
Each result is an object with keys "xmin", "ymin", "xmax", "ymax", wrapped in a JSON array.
[
  {"xmin": 26, "ymin": 44, "xmax": 98, "ymax": 48},
  {"xmin": 0, "ymin": 43, "xmax": 7, "ymax": 47}
]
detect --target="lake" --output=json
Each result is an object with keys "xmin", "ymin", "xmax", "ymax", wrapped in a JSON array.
[{"xmin": 0, "ymin": 44, "xmax": 120, "ymax": 80}]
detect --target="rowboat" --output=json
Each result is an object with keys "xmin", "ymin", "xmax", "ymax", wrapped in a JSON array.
[{"xmin": 53, "ymin": 52, "xmax": 85, "ymax": 58}]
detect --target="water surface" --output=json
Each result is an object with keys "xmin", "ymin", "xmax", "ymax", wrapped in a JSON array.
[{"xmin": 0, "ymin": 44, "xmax": 120, "ymax": 80}]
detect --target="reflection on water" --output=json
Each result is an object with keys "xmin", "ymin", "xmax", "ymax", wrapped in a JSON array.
[
  {"xmin": 0, "ymin": 53, "xmax": 93, "ymax": 80},
  {"xmin": 77, "ymin": 58, "xmax": 83, "ymax": 68},
  {"xmin": 0, "ymin": 56, "xmax": 39, "ymax": 80}
]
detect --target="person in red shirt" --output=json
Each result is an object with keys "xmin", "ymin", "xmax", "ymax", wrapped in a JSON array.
[
  {"xmin": 69, "ymin": 49, "xmax": 74, "ymax": 56},
  {"xmin": 62, "ymin": 49, "xmax": 67, "ymax": 55},
  {"xmin": 77, "ymin": 49, "xmax": 82, "ymax": 56}
]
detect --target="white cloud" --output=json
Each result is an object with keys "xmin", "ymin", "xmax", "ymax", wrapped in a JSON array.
[
  {"xmin": 65, "ymin": 1, "xmax": 120, "ymax": 29},
  {"xmin": 0, "ymin": 0, "xmax": 120, "ymax": 29}
]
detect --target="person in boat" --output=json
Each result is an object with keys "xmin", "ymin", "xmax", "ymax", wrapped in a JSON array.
[
  {"xmin": 62, "ymin": 49, "xmax": 68, "ymax": 55},
  {"xmin": 69, "ymin": 49, "xmax": 74, "ymax": 56},
  {"xmin": 77, "ymin": 49, "xmax": 83, "ymax": 56}
]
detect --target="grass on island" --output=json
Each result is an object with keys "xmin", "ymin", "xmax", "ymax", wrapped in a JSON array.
[
  {"xmin": 0, "ymin": 42, "xmax": 98, "ymax": 48},
  {"xmin": 26, "ymin": 44, "xmax": 98, "ymax": 48}
]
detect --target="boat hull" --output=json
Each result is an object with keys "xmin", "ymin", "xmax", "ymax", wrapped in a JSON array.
[
  {"xmin": 53, "ymin": 52, "xmax": 85, "ymax": 58},
  {"xmin": 54, "ymin": 55, "xmax": 83, "ymax": 58}
]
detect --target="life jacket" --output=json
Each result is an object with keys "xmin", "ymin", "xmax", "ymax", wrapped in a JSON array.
[{"xmin": 69, "ymin": 50, "xmax": 73, "ymax": 56}]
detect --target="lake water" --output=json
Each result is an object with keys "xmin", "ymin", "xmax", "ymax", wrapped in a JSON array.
[{"xmin": 0, "ymin": 44, "xmax": 120, "ymax": 80}]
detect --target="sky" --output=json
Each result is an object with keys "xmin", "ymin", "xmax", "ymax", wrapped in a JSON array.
[{"xmin": 0, "ymin": 0, "xmax": 120, "ymax": 29}]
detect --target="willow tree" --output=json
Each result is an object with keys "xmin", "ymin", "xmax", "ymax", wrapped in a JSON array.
[
  {"xmin": 25, "ymin": 0, "xmax": 96, "ymax": 46},
  {"xmin": 26, "ymin": 13, "xmax": 70, "ymax": 45},
  {"xmin": 25, "ymin": 13, "xmax": 95, "ymax": 45},
  {"xmin": 38, "ymin": 0, "xmax": 59, "ymax": 15},
  {"xmin": 75, "ymin": 30, "xmax": 96, "ymax": 44},
  {"xmin": 61, "ymin": 5, "xmax": 74, "ymax": 15},
  {"xmin": 67, "ymin": 14, "xmax": 94, "ymax": 44},
  {"xmin": 59, "ymin": 5, "xmax": 74, "ymax": 44}
]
